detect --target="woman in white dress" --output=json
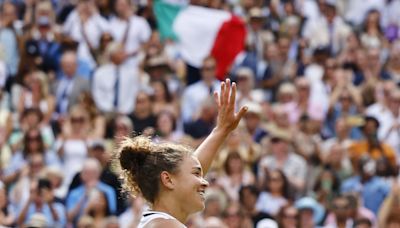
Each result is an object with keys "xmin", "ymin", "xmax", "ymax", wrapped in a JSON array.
[{"xmin": 116, "ymin": 80, "xmax": 247, "ymax": 228}]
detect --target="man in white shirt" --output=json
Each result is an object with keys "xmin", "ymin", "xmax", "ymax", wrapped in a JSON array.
[
  {"xmin": 109, "ymin": 0, "xmax": 151, "ymax": 68},
  {"xmin": 62, "ymin": 0, "xmax": 109, "ymax": 71},
  {"xmin": 92, "ymin": 42, "xmax": 142, "ymax": 115},
  {"xmin": 181, "ymin": 56, "xmax": 221, "ymax": 123}
]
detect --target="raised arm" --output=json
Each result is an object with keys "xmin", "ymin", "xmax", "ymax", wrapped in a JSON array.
[{"xmin": 194, "ymin": 79, "xmax": 248, "ymax": 174}]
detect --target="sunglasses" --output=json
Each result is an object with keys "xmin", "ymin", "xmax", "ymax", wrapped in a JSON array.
[{"xmin": 71, "ymin": 117, "xmax": 86, "ymax": 123}]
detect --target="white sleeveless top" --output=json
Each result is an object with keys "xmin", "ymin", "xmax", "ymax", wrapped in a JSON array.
[{"xmin": 138, "ymin": 211, "xmax": 186, "ymax": 228}]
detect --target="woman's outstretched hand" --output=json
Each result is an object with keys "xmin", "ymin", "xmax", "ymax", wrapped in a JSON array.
[{"xmin": 213, "ymin": 79, "xmax": 248, "ymax": 134}]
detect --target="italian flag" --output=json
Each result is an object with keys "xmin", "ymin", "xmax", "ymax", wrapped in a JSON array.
[{"xmin": 153, "ymin": 0, "xmax": 247, "ymax": 80}]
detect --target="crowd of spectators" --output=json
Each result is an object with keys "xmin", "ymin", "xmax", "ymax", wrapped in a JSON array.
[{"xmin": 1, "ymin": 0, "xmax": 400, "ymax": 227}]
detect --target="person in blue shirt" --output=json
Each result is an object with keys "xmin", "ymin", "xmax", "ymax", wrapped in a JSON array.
[
  {"xmin": 66, "ymin": 158, "xmax": 116, "ymax": 225},
  {"xmin": 341, "ymin": 155, "xmax": 390, "ymax": 214},
  {"xmin": 16, "ymin": 178, "xmax": 66, "ymax": 227}
]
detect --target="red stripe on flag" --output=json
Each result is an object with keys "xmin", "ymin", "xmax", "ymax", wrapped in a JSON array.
[{"xmin": 210, "ymin": 15, "xmax": 247, "ymax": 80}]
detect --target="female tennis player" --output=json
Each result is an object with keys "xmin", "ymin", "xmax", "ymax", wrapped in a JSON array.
[{"xmin": 116, "ymin": 79, "xmax": 248, "ymax": 228}]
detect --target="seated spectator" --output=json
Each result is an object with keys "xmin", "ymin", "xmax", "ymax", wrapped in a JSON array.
[
  {"xmin": 66, "ymin": 158, "xmax": 116, "ymax": 225},
  {"xmin": 256, "ymin": 169, "xmax": 291, "ymax": 216},
  {"xmin": 348, "ymin": 116, "xmax": 397, "ymax": 177},
  {"xmin": 258, "ymin": 128, "xmax": 307, "ymax": 193},
  {"xmin": 9, "ymin": 154, "xmax": 46, "ymax": 214},
  {"xmin": 118, "ymin": 196, "xmax": 147, "ymax": 228},
  {"xmin": 241, "ymin": 101, "xmax": 268, "ymax": 144},
  {"xmin": 17, "ymin": 178, "xmax": 66, "ymax": 227},
  {"xmin": 17, "ymin": 70, "xmax": 55, "ymax": 125},
  {"xmin": 216, "ymin": 151, "xmax": 255, "ymax": 202},
  {"xmin": 184, "ymin": 97, "xmax": 217, "ymax": 145},
  {"xmin": 153, "ymin": 110, "xmax": 184, "ymax": 143},
  {"xmin": 129, "ymin": 90, "xmax": 156, "ymax": 135},
  {"xmin": 222, "ymin": 202, "xmax": 253, "ymax": 228},
  {"xmin": 239, "ymin": 185, "xmax": 273, "ymax": 227},
  {"xmin": 295, "ymin": 197, "xmax": 326, "ymax": 228},
  {"xmin": 82, "ymin": 190, "xmax": 111, "ymax": 227},
  {"xmin": 68, "ymin": 140, "xmax": 124, "ymax": 214},
  {"xmin": 276, "ymin": 204, "xmax": 299, "ymax": 228},
  {"xmin": 3, "ymin": 128, "xmax": 60, "ymax": 185},
  {"xmin": 341, "ymin": 156, "xmax": 390, "ymax": 214},
  {"xmin": 150, "ymin": 79, "xmax": 180, "ymax": 117}
]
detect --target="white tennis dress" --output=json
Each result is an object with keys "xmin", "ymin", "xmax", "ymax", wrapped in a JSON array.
[{"xmin": 138, "ymin": 211, "xmax": 187, "ymax": 228}]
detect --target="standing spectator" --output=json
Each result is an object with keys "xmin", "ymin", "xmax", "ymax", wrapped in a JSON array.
[
  {"xmin": 109, "ymin": 0, "xmax": 151, "ymax": 68},
  {"xmin": 181, "ymin": 56, "xmax": 221, "ymax": 123},
  {"xmin": 0, "ymin": 1, "xmax": 20, "ymax": 88},
  {"xmin": 92, "ymin": 42, "xmax": 142, "ymax": 115},
  {"xmin": 348, "ymin": 116, "xmax": 397, "ymax": 176},
  {"xmin": 62, "ymin": 0, "xmax": 109, "ymax": 71},
  {"xmin": 52, "ymin": 51, "xmax": 90, "ymax": 119}
]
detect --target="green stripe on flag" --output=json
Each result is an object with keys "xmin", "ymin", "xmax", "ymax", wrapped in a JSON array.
[{"xmin": 153, "ymin": 0, "xmax": 184, "ymax": 41}]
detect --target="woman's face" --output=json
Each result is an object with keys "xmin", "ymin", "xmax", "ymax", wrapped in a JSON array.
[
  {"xmin": 227, "ymin": 156, "xmax": 243, "ymax": 174},
  {"xmin": 172, "ymin": 155, "xmax": 209, "ymax": 214},
  {"xmin": 152, "ymin": 81, "xmax": 166, "ymax": 101},
  {"xmin": 157, "ymin": 113, "xmax": 174, "ymax": 135},
  {"xmin": 92, "ymin": 192, "xmax": 108, "ymax": 213},
  {"xmin": 268, "ymin": 170, "xmax": 283, "ymax": 192},
  {"xmin": 281, "ymin": 207, "xmax": 298, "ymax": 228},
  {"xmin": 26, "ymin": 130, "xmax": 42, "ymax": 151}
]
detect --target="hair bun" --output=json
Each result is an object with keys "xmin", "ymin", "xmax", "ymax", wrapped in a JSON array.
[{"xmin": 118, "ymin": 136, "xmax": 153, "ymax": 171}]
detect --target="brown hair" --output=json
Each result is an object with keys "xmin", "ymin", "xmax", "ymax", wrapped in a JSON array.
[{"xmin": 117, "ymin": 136, "xmax": 193, "ymax": 203}]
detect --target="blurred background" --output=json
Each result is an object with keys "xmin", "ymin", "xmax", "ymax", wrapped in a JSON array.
[{"xmin": 1, "ymin": 0, "xmax": 400, "ymax": 227}]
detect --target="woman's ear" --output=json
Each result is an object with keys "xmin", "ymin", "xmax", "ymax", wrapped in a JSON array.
[{"xmin": 160, "ymin": 171, "xmax": 175, "ymax": 190}]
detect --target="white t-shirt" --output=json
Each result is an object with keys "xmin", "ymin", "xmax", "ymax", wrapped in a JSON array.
[{"xmin": 138, "ymin": 211, "xmax": 186, "ymax": 228}]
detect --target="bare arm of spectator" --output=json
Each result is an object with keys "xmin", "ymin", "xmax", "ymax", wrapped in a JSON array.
[
  {"xmin": 378, "ymin": 181, "xmax": 400, "ymax": 228},
  {"xmin": 194, "ymin": 79, "xmax": 247, "ymax": 174},
  {"xmin": 43, "ymin": 188, "xmax": 60, "ymax": 222},
  {"xmin": 42, "ymin": 95, "xmax": 56, "ymax": 125}
]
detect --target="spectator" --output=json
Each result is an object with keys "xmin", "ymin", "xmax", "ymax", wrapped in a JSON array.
[
  {"xmin": 277, "ymin": 204, "xmax": 299, "ymax": 228},
  {"xmin": 66, "ymin": 158, "xmax": 116, "ymax": 225},
  {"xmin": 17, "ymin": 178, "xmax": 66, "ymax": 227},
  {"xmin": 348, "ymin": 116, "xmax": 397, "ymax": 176},
  {"xmin": 258, "ymin": 128, "xmax": 307, "ymax": 192},
  {"xmin": 239, "ymin": 185, "xmax": 273, "ymax": 228},
  {"xmin": 341, "ymin": 156, "xmax": 390, "ymax": 214},
  {"xmin": 129, "ymin": 90, "xmax": 156, "ymax": 135},
  {"xmin": 109, "ymin": 0, "xmax": 151, "ymax": 68},
  {"xmin": 217, "ymin": 151, "xmax": 255, "ymax": 202},
  {"xmin": 53, "ymin": 51, "xmax": 90, "ymax": 118},
  {"xmin": 181, "ymin": 56, "xmax": 221, "ymax": 123},
  {"xmin": 256, "ymin": 169, "xmax": 291, "ymax": 216},
  {"xmin": 62, "ymin": 0, "xmax": 109, "ymax": 71},
  {"xmin": 92, "ymin": 42, "xmax": 142, "ymax": 115}
]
